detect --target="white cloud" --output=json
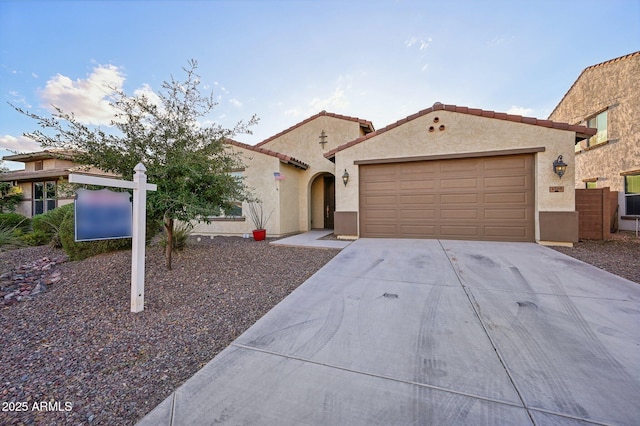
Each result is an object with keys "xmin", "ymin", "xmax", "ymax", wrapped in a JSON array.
[
  {"xmin": 405, "ymin": 36, "xmax": 432, "ymax": 50},
  {"xmin": 133, "ymin": 83, "xmax": 162, "ymax": 108},
  {"xmin": 506, "ymin": 106, "xmax": 534, "ymax": 116},
  {"xmin": 41, "ymin": 64, "xmax": 125, "ymax": 125},
  {"xmin": 0, "ymin": 134, "xmax": 41, "ymax": 152},
  {"xmin": 229, "ymin": 98, "xmax": 242, "ymax": 108},
  {"xmin": 9, "ymin": 91, "xmax": 31, "ymax": 108},
  {"xmin": 310, "ymin": 87, "xmax": 349, "ymax": 112}
]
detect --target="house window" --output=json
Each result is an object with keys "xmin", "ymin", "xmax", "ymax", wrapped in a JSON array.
[
  {"xmin": 34, "ymin": 160, "xmax": 44, "ymax": 171},
  {"xmin": 209, "ymin": 171, "xmax": 244, "ymax": 219},
  {"xmin": 585, "ymin": 181, "xmax": 597, "ymax": 189},
  {"xmin": 625, "ymin": 175, "xmax": 640, "ymax": 215},
  {"xmin": 33, "ymin": 181, "xmax": 56, "ymax": 215},
  {"xmin": 585, "ymin": 110, "xmax": 608, "ymax": 148}
]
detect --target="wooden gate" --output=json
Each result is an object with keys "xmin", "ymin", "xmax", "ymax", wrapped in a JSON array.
[{"xmin": 575, "ymin": 188, "xmax": 619, "ymax": 240}]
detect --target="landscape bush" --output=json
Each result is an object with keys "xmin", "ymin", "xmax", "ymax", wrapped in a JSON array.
[
  {"xmin": 32, "ymin": 203, "xmax": 72, "ymax": 247},
  {"xmin": 59, "ymin": 206, "xmax": 132, "ymax": 261},
  {"xmin": 0, "ymin": 212, "xmax": 31, "ymax": 233},
  {"xmin": 58, "ymin": 204, "xmax": 161, "ymax": 261}
]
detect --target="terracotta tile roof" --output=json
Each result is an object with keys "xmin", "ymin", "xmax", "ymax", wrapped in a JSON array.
[
  {"xmin": 324, "ymin": 102, "xmax": 597, "ymax": 160},
  {"xmin": 548, "ymin": 51, "xmax": 640, "ymax": 119},
  {"xmin": 255, "ymin": 110, "xmax": 375, "ymax": 147},
  {"xmin": 225, "ymin": 139, "xmax": 309, "ymax": 170}
]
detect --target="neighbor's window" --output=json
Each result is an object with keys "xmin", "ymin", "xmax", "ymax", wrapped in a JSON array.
[
  {"xmin": 625, "ymin": 175, "xmax": 640, "ymax": 215},
  {"xmin": 585, "ymin": 181, "xmax": 597, "ymax": 189},
  {"xmin": 33, "ymin": 181, "xmax": 56, "ymax": 215},
  {"xmin": 586, "ymin": 110, "xmax": 608, "ymax": 147},
  {"xmin": 34, "ymin": 160, "xmax": 44, "ymax": 171}
]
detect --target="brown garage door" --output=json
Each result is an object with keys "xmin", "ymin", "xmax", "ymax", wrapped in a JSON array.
[{"xmin": 359, "ymin": 154, "xmax": 534, "ymax": 241}]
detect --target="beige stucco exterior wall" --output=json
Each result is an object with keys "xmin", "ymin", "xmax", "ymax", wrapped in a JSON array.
[
  {"xmin": 192, "ymin": 148, "xmax": 282, "ymax": 237},
  {"xmin": 333, "ymin": 110, "xmax": 577, "ymax": 242},
  {"xmin": 549, "ymin": 53, "xmax": 640, "ymax": 230},
  {"xmin": 192, "ymin": 115, "xmax": 366, "ymax": 237}
]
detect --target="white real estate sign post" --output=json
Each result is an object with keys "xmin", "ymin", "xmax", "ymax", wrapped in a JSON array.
[{"xmin": 69, "ymin": 163, "xmax": 157, "ymax": 313}]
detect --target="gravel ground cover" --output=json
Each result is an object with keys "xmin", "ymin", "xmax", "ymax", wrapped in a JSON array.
[
  {"xmin": 551, "ymin": 231, "xmax": 640, "ymax": 284},
  {"xmin": 1, "ymin": 237, "xmax": 337, "ymax": 425},
  {"xmin": 1, "ymin": 233, "xmax": 638, "ymax": 425}
]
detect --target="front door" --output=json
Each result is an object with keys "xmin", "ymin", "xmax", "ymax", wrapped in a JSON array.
[{"xmin": 323, "ymin": 176, "xmax": 335, "ymax": 229}]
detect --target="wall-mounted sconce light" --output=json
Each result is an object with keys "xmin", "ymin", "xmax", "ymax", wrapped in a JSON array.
[
  {"xmin": 319, "ymin": 130, "xmax": 328, "ymax": 148},
  {"xmin": 553, "ymin": 155, "xmax": 567, "ymax": 179},
  {"xmin": 342, "ymin": 169, "xmax": 349, "ymax": 186}
]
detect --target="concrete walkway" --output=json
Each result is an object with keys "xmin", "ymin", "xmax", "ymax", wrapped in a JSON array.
[
  {"xmin": 270, "ymin": 229, "xmax": 352, "ymax": 250},
  {"xmin": 137, "ymin": 239, "xmax": 640, "ymax": 425}
]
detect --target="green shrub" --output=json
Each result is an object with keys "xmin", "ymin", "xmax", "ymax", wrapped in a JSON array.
[
  {"xmin": 59, "ymin": 206, "xmax": 131, "ymax": 261},
  {"xmin": 0, "ymin": 212, "xmax": 31, "ymax": 233},
  {"xmin": 18, "ymin": 230, "xmax": 50, "ymax": 246},
  {"xmin": 32, "ymin": 203, "xmax": 72, "ymax": 247}
]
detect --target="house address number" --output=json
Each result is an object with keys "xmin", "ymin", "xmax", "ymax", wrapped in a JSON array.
[{"xmin": 549, "ymin": 186, "xmax": 564, "ymax": 192}]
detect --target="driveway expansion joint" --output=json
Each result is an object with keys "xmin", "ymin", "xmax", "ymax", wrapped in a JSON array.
[
  {"xmin": 437, "ymin": 240, "xmax": 534, "ymax": 423},
  {"xmin": 230, "ymin": 342, "xmax": 526, "ymax": 410}
]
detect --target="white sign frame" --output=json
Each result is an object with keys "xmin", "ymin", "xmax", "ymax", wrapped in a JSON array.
[{"xmin": 69, "ymin": 163, "xmax": 157, "ymax": 313}]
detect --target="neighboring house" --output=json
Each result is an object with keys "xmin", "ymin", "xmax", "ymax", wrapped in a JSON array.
[
  {"xmin": 548, "ymin": 51, "xmax": 640, "ymax": 231},
  {"xmin": 196, "ymin": 105, "xmax": 595, "ymax": 246},
  {"xmin": 0, "ymin": 149, "xmax": 111, "ymax": 217}
]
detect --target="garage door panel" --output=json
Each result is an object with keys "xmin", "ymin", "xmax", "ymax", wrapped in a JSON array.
[
  {"xmin": 484, "ymin": 226, "xmax": 528, "ymax": 238},
  {"xmin": 364, "ymin": 181, "xmax": 397, "ymax": 192},
  {"xmin": 484, "ymin": 192, "xmax": 527, "ymax": 204},
  {"xmin": 400, "ymin": 179, "xmax": 436, "ymax": 190},
  {"xmin": 399, "ymin": 225, "xmax": 437, "ymax": 236},
  {"xmin": 440, "ymin": 209, "xmax": 479, "ymax": 220},
  {"xmin": 360, "ymin": 154, "xmax": 534, "ymax": 242},
  {"xmin": 364, "ymin": 195, "xmax": 397, "ymax": 205},
  {"xmin": 399, "ymin": 194, "xmax": 436, "ymax": 204},
  {"xmin": 440, "ymin": 177, "xmax": 479, "ymax": 190},
  {"xmin": 400, "ymin": 209, "xmax": 437, "ymax": 219},
  {"xmin": 440, "ymin": 193, "xmax": 479, "ymax": 204},
  {"xmin": 440, "ymin": 225, "xmax": 481, "ymax": 237},
  {"xmin": 484, "ymin": 175, "xmax": 527, "ymax": 189},
  {"xmin": 364, "ymin": 208, "xmax": 398, "ymax": 219},
  {"xmin": 484, "ymin": 209, "xmax": 528, "ymax": 220}
]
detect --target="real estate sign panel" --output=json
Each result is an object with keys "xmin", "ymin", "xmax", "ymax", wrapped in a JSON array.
[{"xmin": 75, "ymin": 188, "xmax": 133, "ymax": 241}]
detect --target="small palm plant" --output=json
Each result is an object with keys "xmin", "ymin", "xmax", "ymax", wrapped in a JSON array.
[{"xmin": 0, "ymin": 219, "xmax": 27, "ymax": 252}]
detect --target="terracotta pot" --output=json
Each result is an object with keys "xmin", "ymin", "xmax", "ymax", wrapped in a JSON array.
[{"xmin": 252, "ymin": 229, "xmax": 266, "ymax": 241}]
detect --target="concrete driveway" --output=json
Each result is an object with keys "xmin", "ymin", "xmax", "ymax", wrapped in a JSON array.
[{"xmin": 138, "ymin": 239, "xmax": 640, "ymax": 425}]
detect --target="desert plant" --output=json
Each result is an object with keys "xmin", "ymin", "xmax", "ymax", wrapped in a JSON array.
[
  {"xmin": 159, "ymin": 221, "xmax": 193, "ymax": 251},
  {"xmin": 0, "ymin": 221, "xmax": 27, "ymax": 252},
  {"xmin": 247, "ymin": 201, "xmax": 273, "ymax": 230},
  {"xmin": 32, "ymin": 203, "xmax": 73, "ymax": 247}
]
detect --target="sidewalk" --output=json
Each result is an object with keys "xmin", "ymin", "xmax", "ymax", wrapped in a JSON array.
[{"xmin": 269, "ymin": 230, "xmax": 352, "ymax": 250}]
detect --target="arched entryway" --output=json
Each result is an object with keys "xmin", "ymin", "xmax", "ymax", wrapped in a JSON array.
[{"xmin": 309, "ymin": 173, "xmax": 335, "ymax": 229}]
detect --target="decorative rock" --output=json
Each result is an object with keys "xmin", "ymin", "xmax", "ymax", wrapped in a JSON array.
[{"xmin": 0, "ymin": 256, "xmax": 67, "ymax": 306}]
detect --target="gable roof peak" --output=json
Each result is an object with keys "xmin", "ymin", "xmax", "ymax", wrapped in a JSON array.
[{"xmin": 255, "ymin": 110, "xmax": 374, "ymax": 147}]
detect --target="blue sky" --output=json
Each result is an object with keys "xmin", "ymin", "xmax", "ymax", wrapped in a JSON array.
[{"xmin": 1, "ymin": 0, "xmax": 638, "ymax": 170}]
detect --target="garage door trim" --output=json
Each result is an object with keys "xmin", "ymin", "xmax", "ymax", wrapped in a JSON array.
[{"xmin": 354, "ymin": 147, "xmax": 545, "ymax": 165}]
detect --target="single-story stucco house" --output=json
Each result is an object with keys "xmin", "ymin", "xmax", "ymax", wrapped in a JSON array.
[
  {"xmin": 194, "ymin": 103, "xmax": 596, "ymax": 246},
  {"xmin": 0, "ymin": 149, "xmax": 112, "ymax": 217}
]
